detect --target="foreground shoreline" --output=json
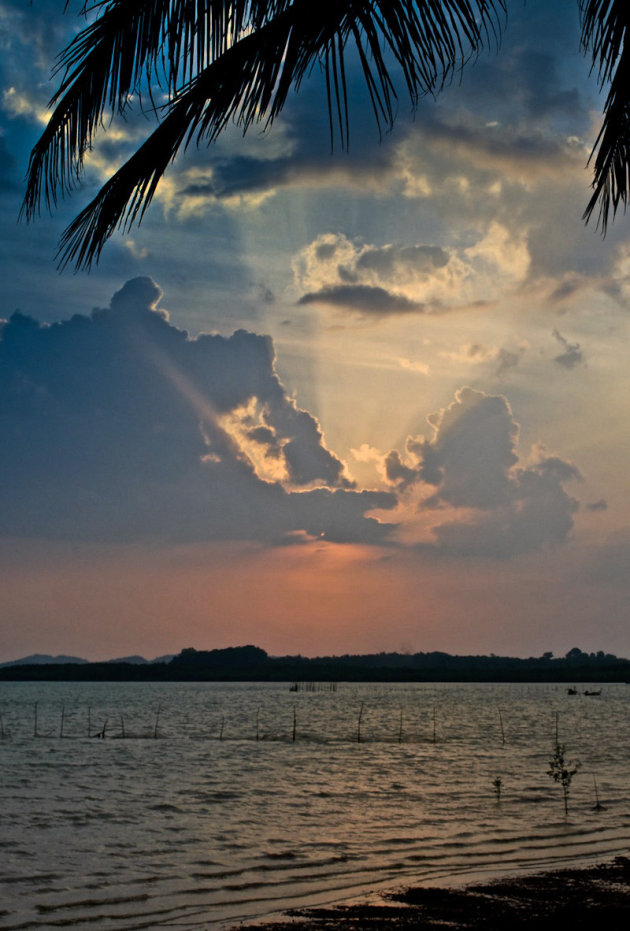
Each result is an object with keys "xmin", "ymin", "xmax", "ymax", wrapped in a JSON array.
[{"xmin": 233, "ymin": 857, "xmax": 630, "ymax": 930}]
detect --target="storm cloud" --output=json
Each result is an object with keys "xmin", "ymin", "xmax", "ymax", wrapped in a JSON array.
[{"xmin": 0, "ymin": 278, "xmax": 396, "ymax": 543}]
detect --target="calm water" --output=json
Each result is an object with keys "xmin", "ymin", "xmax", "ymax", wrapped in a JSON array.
[{"xmin": 1, "ymin": 681, "xmax": 629, "ymax": 929}]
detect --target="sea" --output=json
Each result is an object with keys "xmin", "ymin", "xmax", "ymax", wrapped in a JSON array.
[{"xmin": 1, "ymin": 680, "xmax": 629, "ymax": 929}]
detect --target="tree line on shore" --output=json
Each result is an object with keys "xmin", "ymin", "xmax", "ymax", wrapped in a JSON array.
[{"xmin": 1, "ymin": 645, "xmax": 629, "ymax": 683}]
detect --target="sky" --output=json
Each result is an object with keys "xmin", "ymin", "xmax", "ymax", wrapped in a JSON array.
[{"xmin": 1, "ymin": 0, "xmax": 630, "ymax": 662}]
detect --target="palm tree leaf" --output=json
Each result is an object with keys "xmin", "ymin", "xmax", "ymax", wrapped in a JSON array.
[
  {"xmin": 580, "ymin": 0, "xmax": 630, "ymax": 231},
  {"xmin": 27, "ymin": 1, "xmax": 506, "ymax": 267},
  {"xmin": 22, "ymin": 0, "xmax": 264, "ymax": 217}
]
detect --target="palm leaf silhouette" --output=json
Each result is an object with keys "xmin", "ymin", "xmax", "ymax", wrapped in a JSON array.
[
  {"xmin": 581, "ymin": 0, "xmax": 630, "ymax": 231},
  {"xmin": 21, "ymin": 1, "xmax": 629, "ymax": 269}
]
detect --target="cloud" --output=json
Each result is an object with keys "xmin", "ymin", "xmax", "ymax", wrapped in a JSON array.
[
  {"xmin": 495, "ymin": 347, "xmax": 524, "ymax": 376},
  {"xmin": 421, "ymin": 388, "xmax": 521, "ymax": 509},
  {"xmin": 2, "ymin": 86, "xmax": 48, "ymax": 123},
  {"xmin": 352, "ymin": 244, "xmax": 450, "ymax": 279},
  {"xmin": 552, "ymin": 329, "xmax": 585, "ymax": 369},
  {"xmin": 444, "ymin": 342, "xmax": 525, "ymax": 377},
  {"xmin": 297, "ymin": 284, "xmax": 425, "ymax": 316},
  {"xmin": 384, "ymin": 387, "xmax": 582, "ymax": 557},
  {"xmin": 293, "ymin": 233, "xmax": 474, "ymax": 314},
  {"xmin": 0, "ymin": 278, "xmax": 396, "ymax": 544}
]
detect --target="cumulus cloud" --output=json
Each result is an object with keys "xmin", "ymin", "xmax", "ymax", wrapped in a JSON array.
[
  {"xmin": 0, "ymin": 278, "xmax": 396, "ymax": 544},
  {"xmin": 384, "ymin": 387, "xmax": 582, "ymax": 557},
  {"xmin": 293, "ymin": 233, "xmax": 471, "ymax": 316}
]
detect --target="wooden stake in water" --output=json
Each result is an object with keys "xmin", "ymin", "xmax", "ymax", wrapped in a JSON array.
[
  {"xmin": 292, "ymin": 706, "xmax": 297, "ymax": 743},
  {"xmin": 432, "ymin": 705, "xmax": 437, "ymax": 744},
  {"xmin": 255, "ymin": 706, "xmax": 260, "ymax": 742},
  {"xmin": 398, "ymin": 707, "xmax": 404, "ymax": 744},
  {"xmin": 219, "ymin": 716, "xmax": 225, "ymax": 741},
  {"xmin": 592, "ymin": 775, "xmax": 605, "ymax": 811},
  {"xmin": 59, "ymin": 704, "xmax": 65, "ymax": 739},
  {"xmin": 153, "ymin": 706, "xmax": 161, "ymax": 739},
  {"xmin": 357, "ymin": 702, "xmax": 364, "ymax": 743},
  {"xmin": 33, "ymin": 702, "xmax": 39, "ymax": 738},
  {"xmin": 120, "ymin": 714, "xmax": 126, "ymax": 739},
  {"xmin": 87, "ymin": 706, "xmax": 92, "ymax": 738},
  {"xmin": 498, "ymin": 707, "xmax": 505, "ymax": 746}
]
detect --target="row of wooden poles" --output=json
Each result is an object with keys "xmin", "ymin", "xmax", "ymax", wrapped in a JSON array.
[{"xmin": 0, "ymin": 700, "xmax": 508, "ymax": 744}]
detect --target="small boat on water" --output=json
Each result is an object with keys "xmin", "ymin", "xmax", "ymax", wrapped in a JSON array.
[{"xmin": 584, "ymin": 689, "xmax": 601, "ymax": 696}]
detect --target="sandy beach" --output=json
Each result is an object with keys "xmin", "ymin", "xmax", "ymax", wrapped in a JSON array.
[{"xmin": 234, "ymin": 857, "xmax": 630, "ymax": 930}]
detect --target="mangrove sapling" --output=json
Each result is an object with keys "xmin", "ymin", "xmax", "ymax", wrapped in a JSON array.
[{"xmin": 548, "ymin": 742, "xmax": 580, "ymax": 815}]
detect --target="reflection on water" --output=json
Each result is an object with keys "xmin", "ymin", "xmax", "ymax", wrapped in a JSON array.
[{"xmin": 1, "ymin": 681, "xmax": 629, "ymax": 928}]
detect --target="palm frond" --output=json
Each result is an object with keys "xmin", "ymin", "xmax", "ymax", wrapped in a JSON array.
[
  {"xmin": 580, "ymin": 0, "xmax": 630, "ymax": 231},
  {"xmin": 26, "ymin": 1, "xmax": 507, "ymax": 268},
  {"xmin": 22, "ymin": 0, "xmax": 265, "ymax": 217}
]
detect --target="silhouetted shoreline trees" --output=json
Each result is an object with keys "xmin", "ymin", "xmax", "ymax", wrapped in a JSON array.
[{"xmin": 1, "ymin": 645, "xmax": 629, "ymax": 683}]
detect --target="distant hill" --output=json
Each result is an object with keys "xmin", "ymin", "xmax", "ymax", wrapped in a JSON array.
[
  {"xmin": 0, "ymin": 652, "xmax": 175, "ymax": 668},
  {"xmin": 0, "ymin": 653, "xmax": 88, "ymax": 667}
]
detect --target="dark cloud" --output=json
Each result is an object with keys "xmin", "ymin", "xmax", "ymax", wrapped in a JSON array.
[
  {"xmin": 354, "ymin": 244, "xmax": 449, "ymax": 277},
  {"xmin": 176, "ymin": 118, "xmax": 400, "ymax": 204},
  {"xmin": 410, "ymin": 111, "xmax": 582, "ymax": 180},
  {"xmin": 552, "ymin": 329, "xmax": 585, "ymax": 369},
  {"xmin": 495, "ymin": 347, "xmax": 524, "ymax": 376},
  {"xmin": 298, "ymin": 284, "xmax": 425, "ymax": 316},
  {"xmin": 384, "ymin": 449, "xmax": 418, "ymax": 488},
  {"xmin": 548, "ymin": 274, "xmax": 588, "ymax": 303},
  {"xmin": 0, "ymin": 278, "xmax": 396, "ymax": 544}
]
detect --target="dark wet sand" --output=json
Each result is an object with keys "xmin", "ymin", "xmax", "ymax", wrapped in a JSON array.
[{"xmin": 233, "ymin": 857, "xmax": 630, "ymax": 930}]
